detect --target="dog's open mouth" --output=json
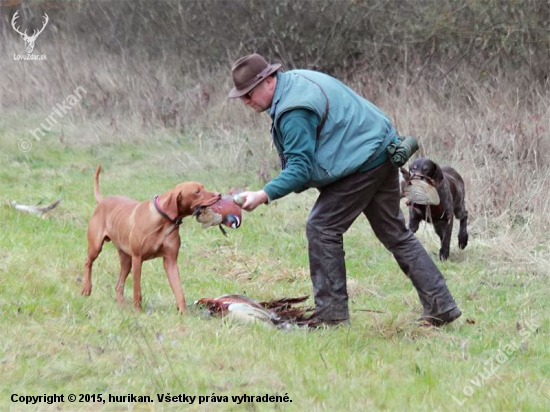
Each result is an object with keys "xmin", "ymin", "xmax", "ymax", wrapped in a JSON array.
[{"xmin": 194, "ymin": 195, "xmax": 243, "ymax": 234}]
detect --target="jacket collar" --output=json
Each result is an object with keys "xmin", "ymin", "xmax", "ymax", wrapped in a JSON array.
[{"xmin": 269, "ymin": 72, "xmax": 287, "ymax": 119}]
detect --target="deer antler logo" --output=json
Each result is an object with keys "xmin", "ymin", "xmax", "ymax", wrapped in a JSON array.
[{"xmin": 12, "ymin": 11, "xmax": 49, "ymax": 54}]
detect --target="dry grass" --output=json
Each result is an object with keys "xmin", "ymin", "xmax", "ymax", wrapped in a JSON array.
[
  {"xmin": 2, "ymin": 30, "xmax": 548, "ymax": 275},
  {"xmin": 1, "ymin": 20, "xmax": 550, "ymax": 410}
]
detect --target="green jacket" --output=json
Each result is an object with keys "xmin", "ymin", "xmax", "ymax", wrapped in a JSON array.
[{"xmin": 265, "ymin": 70, "xmax": 396, "ymax": 200}]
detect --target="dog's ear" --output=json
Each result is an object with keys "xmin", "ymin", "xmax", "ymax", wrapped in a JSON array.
[
  {"xmin": 175, "ymin": 185, "xmax": 199, "ymax": 216},
  {"xmin": 165, "ymin": 192, "xmax": 183, "ymax": 216},
  {"xmin": 431, "ymin": 163, "xmax": 445, "ymax": 184},
  {"xmin": 175, "ymin": 191, "xmax": 188, "ymax": 214}
]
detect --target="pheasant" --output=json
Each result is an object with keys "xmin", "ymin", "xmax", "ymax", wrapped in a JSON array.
[
  {"xmin": 195, "ymin": 192, "xmax": 244, "ymax": 235},
  {"xmin": 194, "ymin": 294, "xmax": 317, "ymax": 328}
]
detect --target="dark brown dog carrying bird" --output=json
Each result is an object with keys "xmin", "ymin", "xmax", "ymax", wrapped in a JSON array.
[{"xmin": 401, "ymin": 157, "xmax": 469, "ymax": 260}]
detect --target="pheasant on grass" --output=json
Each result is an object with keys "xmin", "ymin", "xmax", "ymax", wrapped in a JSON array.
[{"xmin": 194, "ymin": 294, "xmax": 318, "ymax": 328}]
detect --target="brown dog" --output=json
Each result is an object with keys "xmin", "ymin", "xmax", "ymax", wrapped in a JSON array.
[
  {"xmin": 81, "ymin": 165, "xmax": 221, "ymax": 313},
  {"xmin": 402, "ymin": 157, "xmax": 468, "ymax": 260}
]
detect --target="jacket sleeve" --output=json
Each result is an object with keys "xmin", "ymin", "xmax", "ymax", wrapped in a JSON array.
[{"xmin": 264, "ymin": 109, "xmax": 319, "ymax": 201}]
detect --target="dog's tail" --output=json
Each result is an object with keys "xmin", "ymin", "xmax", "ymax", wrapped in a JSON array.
[{"xmin": 94, "ymin": 165, "xmax": 103, "ymax": 203}]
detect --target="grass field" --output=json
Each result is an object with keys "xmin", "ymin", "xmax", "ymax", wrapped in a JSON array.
[{"xmin": 1, "ymin": 110, "xmax": 549, "ymax": 412}]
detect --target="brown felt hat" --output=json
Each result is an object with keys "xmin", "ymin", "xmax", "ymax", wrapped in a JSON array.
[{"xmin": 228, "ymin": 54, "xmax": 281, "ymax": 98}]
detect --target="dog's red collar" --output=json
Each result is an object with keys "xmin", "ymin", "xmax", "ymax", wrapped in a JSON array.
[{"xmin": 153, "ymin": 195, "xmax": 182, "ymax": 227}]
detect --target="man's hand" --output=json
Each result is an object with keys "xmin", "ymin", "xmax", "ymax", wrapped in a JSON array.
[{"xmin": 238, "ymin": 190, "xmax": 269, "ymax": 212}]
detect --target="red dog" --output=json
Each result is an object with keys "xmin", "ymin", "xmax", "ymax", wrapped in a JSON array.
[{"xmin": 81, "ymin": 165, "xmax": 221, "ymax": 312}]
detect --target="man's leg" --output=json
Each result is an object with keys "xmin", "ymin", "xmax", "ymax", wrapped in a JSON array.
[
  {"xmin": 307, "ymin": 201, "xmax": 353, "ymax": 322},
  {"xmin": 306, "ymin": 164, "xmax": 390, "ymax": 322}
]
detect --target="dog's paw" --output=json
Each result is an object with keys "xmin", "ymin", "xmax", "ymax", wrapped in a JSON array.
[
  {"xmin": 458, "ymin": 233, "xmax": 468, "ymax": 249},
  {"xmin": 439, "ymin": 250, "xmax": 450, "ymax": 261}
]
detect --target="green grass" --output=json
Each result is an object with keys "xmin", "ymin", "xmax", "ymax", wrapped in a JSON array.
[{"xmin": 1, "ymin": 123, "xmax": 549, "ymax": 412}]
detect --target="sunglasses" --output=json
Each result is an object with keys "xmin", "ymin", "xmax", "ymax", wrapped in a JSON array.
[
  {"xmin": 247, "ymin": 81, "xmax": 263, "ymax": 99},
  {"xmin": 246, "ymin": 84, "xmax": 258, "ymax": 98}
]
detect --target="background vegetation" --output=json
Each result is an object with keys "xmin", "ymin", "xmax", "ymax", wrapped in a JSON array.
[{"xmin": 0, "ymin": 0, "xmax": 549, "ymax": 410}]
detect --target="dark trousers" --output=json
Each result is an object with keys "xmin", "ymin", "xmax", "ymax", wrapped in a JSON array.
[{"xmin": 306, "ymin": 159, "xmax": 459, "ymax": 321}]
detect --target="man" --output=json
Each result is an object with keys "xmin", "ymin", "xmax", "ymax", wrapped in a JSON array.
[{"xmin": 228, "ymin": 53, "xmax": 461, "ymax": 327}]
